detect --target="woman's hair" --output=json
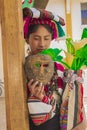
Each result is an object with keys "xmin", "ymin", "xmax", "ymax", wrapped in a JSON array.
[{"xmin": 26, "ymin": 24, "xmax": 53, "ymax": 39}]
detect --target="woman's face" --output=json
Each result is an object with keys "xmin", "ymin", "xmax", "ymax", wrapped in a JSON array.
[{"xmin": 27, "ymin": 25, "xmax": 52, "ymax": 53}]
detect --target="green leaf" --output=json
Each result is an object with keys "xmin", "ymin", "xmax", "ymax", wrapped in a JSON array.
[
  {"xmin": 71, "ymin": 44, "xmax": 87, "ymax": 70},
  {"xmin": 40, "ymin": 48, "xmax": 70, "ymax": 69},
  {"xmin": 56, "ymin": 55, "xmax": 63, "ymax": 61},
  {"xmin": 84, "ymin": 60, "xmax": 87, "ymax": 66},
  {"xmin": 66, "ymin": 38, "xmax": 75, "ymax": 55},
  {"xmin": 40, "ymin": 48, "xmax": 62, "ymax": 61},
  {"xmin": 81, "ymin": 28, "xmax": 87, "ymax": 39}
]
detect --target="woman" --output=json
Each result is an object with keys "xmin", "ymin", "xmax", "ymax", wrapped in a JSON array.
[{"xmin": 23, "ymin": 7, "xmax": 65, "ymax": 130}]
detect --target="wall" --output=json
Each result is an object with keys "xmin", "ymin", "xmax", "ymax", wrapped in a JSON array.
[
  {"xmin": 46, "ymin": 0, "xmax": 67, "ymax": 55},
  {"xmin": 46, "ymin": 0, "xmax": 87, "ymax": 41},
  {"xmin": 71, "ymin": 0, "xmax": 82, "ymax": 40},
  {"xmin": 71, "ymin": 0, "xmax": 87, "ymax": 40},
  {"xmin": 46, "ymin": 0, "xmax": 66, "ymax": 32}
]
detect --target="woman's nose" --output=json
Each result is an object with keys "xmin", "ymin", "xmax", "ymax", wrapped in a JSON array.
[{"xmin": 39, "ymin": 39, "xmax": 45, "ymax": 47}]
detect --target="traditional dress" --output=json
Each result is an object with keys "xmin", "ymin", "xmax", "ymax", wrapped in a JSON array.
[{"xmin": 27, "ymin": 62, "xmax": 64, "ymax": 128}]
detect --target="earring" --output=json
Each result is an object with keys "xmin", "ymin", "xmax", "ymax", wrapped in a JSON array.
[
  {"xmin": 25, "ymin": 42, "xmax": 31, "ymax": 57},
  {"xmin": 27, "ymin": 46, "xmax": 30, "ymax": 55}
]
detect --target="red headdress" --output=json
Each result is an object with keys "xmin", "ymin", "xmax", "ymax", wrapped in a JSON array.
[{"xmin": 23, "ymin": 7, "xmax": 65, "ymax": 40}]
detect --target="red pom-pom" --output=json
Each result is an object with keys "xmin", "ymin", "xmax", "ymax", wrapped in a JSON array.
[{"xmin": 29, "ymin": 0, "xmax": 32, "ymax": 3}]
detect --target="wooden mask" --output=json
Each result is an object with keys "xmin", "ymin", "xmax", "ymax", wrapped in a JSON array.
[{"xmin": 24, "ymin": 54, "xmax": 54, "ymax": 85}]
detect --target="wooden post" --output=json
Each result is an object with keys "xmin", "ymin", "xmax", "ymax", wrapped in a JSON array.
[
  {"xmin": 0, "ymin": 0, "xmax": 29, "ymax": 130},
  {"xmin": 65, "ymin": 0, "xmax": 72, "ymax": 37}
]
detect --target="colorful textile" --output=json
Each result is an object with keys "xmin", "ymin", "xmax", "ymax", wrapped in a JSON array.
[
  {"xmin": 29, "ymin": 114, "xmax": 60, "ymax": 130},
  {"xmin": 54, "ymin": 62, "xmax": 64, "ymax": 95},
  {"xmin": 22, "ymin": 0, "xmax": 34, "ymax": 9},
  {"xmin": 24, "ymin": 17, "xmax": 58, "ymax": 39},
  {"xmin": 27, "ymin": 95, "xmax": 56, "ymax": 125},
  {"xmin": 60, "ymin": 99, "xmax": 68, "ymax": 130},
  {"xmin": 60, "ymin": 70, "xmax": 84, "ymax": 130},
  {"xmin": 27, "ymin": 62, "xmax": 64, "ymax": 125},
  {"xmin": 23, "ymin": 7, "xmax": 65, "ymax": 40}
]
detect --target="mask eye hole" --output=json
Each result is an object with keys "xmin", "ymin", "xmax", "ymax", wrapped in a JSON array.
[
  {"xmin": 35, "ymin": 63, "xmax": 41, "ymax": 67},
  {"xmin": 43, "ymin": 64, "xmax": 49, "ymax": 67}
]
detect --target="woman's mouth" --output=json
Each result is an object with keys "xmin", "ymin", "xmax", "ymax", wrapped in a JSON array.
[{"xmin": 30, "ymin": 49, "xmax": 44, "ymax": 55}]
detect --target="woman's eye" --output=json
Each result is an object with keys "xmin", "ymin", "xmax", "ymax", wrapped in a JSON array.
[
  {"xmin": 34, "ymin": 37, "xmax": 39, "ymax": 40},
  {"xmin": 44, "ymin": 38, "xmax": 49, "ymax": 41}
]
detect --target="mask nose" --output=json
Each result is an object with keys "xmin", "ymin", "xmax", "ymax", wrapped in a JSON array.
[{"xmin": 39, "ymin": 64, "xmax": 44, "ymax": 76}]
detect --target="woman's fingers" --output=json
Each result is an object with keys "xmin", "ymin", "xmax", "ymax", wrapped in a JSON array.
[
  {"xmin": 28, "ymin": 79, "xmax": 33, "ymax": 88},
  {"xmin": 40, "ymin": 85, "xmax": 44, "ymax": 94},
  {"xmin": 35, "ymin": 83, "xmax": 45, "ymax": 99},
  {"xmin": 28, "ymin": 80, "xmax": 45, "ymax": 99},
  {"xmin": 38, "ymin": 83, "xmax": 44, "ymax": 94},
  {"xmin": 35, "ymin": 83, "xmax": 43, "ymax": 93},
  {"xmin": 28, "ymin": 79, "xmax": 38, "ymax": 94}
]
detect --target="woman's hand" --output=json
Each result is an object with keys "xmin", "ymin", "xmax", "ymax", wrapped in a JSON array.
[{"xmin": 28, "ymin": 79, "xmax": 45, "ymax": 100}]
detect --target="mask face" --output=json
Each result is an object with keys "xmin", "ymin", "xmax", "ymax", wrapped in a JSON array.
[{"xmin": 25, "ymin": 54, "xmax": 54, "ymax": 85}]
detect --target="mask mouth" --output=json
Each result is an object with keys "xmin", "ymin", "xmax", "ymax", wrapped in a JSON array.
[{"xmin": 36, "ymin": 76, "xmax": 45, "ymax": 81}]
